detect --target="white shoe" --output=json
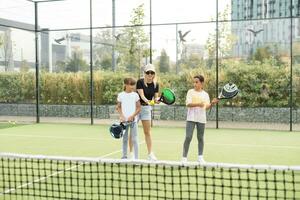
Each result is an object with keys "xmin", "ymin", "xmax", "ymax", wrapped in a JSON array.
[
  {"xmin": 198, "ymin": 156, "xmax": 206, "ymax": 165},
  {"xmin": 129, "ymin": 152, "xmax": 134, "ymax": 160},
  {"xmin": 148, "ymin": 152, "xmax": 157, "ymax": 161},
  {"xmin": 181, "ymin": 157, "xmax": 188, "ymax": 163}
]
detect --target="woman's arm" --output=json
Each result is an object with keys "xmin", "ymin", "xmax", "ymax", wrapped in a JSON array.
[
  {"xmin": 154, "ymin": 92, "xmax": 160, "ymax": 104},
  {"xmin": 137, "ymin": 89, "xmax": 150, "ymax": 105}
]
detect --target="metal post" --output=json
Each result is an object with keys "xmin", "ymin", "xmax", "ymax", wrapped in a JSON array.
[
  {"xmin": 176, "ymin": 23, "xmax": 178, "ymax": 74},
  {"xmin": 112, "ymin": 0, "xmax": 116, "ymax": 71},
  {"xmin": 216, "ymin": 0, "xmax": 219, "ymax": 129},
  {"xmin": 290, "ymin": 0, "xmax": 293, "ymax": 131},
  {"xmin": 90, "ymin": 0, "xmax": 94, "ymax": 125},
  {"xmin": 150, "ymin": 0, "xmax": 153, "ymax": 127},
  {"xmin": 149, "ymin": 0, "xmax": 152, "ymax": 64},
  {"xmin": 34, "ymin": 2, "xmax": 40, "ymax": 123}
]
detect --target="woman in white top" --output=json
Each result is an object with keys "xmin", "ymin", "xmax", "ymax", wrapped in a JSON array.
[{"xmin": 182, "ymin": 75, "xmax": 219, "ymax": 164}]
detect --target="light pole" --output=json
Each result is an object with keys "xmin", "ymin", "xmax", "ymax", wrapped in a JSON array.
[
  {"xmin": 112, "ymin": 0, "xmax": 116, "ymax": 71},
  {"xmin": 176, "ymin": 24, "xmax": 178, "ymax": 74}
]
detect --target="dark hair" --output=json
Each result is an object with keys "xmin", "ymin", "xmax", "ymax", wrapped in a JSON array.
[
  {"xmin": 123, "ymin": 77, "xmax": 136, "ymax": 90},
  {"xmin": 124, "ymin": 77, "xmax": 136, "ymax": 85},
  {"xmin": 193, "ymin": 75, "xmax": 204, "ymax": 83}
]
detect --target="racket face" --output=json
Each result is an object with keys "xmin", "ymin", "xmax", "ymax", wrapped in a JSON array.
[
  {"xmin": 160, "ymin": 88, "xmax": 176, "ymax": 105},
  {"xmin": 109, "ymin": 123, "xmax": 124, "ymax": 139},
  {"xmin": 218, "ymin": 83, "xmax": 239, "ymax": 99},
  {"xmin": 218, "ymin": 90, "xmax": 239, "ymax": 99}
]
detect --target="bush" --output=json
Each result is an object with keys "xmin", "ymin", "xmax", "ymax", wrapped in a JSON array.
[
  {"xmin": 0, "ymin": 72, "xmax": 35, "ymax": 103},
  {"xmin": 0, "ymin": 62, "xmax": 299, "ymax": 107}
]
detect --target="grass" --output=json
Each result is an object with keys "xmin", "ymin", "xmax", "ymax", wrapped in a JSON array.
[{"xmin": 0, "ymin": 123, "xmax": 300, "ymax": 199}]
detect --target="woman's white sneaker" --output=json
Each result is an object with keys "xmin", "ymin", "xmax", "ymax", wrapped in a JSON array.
[
  {"xmin": 148, "ymin": 152, "xmax": 157, "ymax": 161},
  {"xmin": 198, "ymin": 156, "xmax": 206, "ymax": 165}
]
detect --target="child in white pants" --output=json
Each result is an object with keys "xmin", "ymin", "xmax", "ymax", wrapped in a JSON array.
[{"xmin": 117, "ymin": 78, "xmax": 141, "ymax": 159}]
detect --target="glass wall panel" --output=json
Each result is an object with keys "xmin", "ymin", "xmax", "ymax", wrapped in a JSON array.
[
  {"xmin": 38, "ymin": 0, "xmax": 90, "ymax": 30},
  {"xmin": 0, "ymin": 0, "xmax": 34, "ymax": 27},
  {"xmin": 217, "ymin": 19, "xmax": 291, "ymax": 130},
  {"xmin": 39, "ymin": 29, "xmax": 91, "ymax": 123},
  {"xmin": 152, "ymin": 0, "xmax": 216, "ymax": 24},
  {"xmin": 0, "ymin": 26, "xmax": 36, "ymax": 123}
]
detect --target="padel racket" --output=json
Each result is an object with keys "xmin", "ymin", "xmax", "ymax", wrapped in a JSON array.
[
  {"xmin": 109, "ymin": 122, "xmax": 132, "ymax": 139},
  {"xmin": 209, "ymin": 83, "xmax": 239, "ymax": 114},
  {"xmin": 217, "ymin": 83, "xmax": 239, "ymax": 100},
  {"xmin": 158, "ymin": 88, "xmax": 176, "ymax": 105}
]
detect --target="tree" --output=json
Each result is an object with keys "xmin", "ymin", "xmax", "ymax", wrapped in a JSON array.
[
  {"xmin": 252, "ymin": 46, "xmax": 271, "ymax": 63},
  {"xmin": 0, "ymin": 30, "xmax": 14, "ymax": 71},
  {"xmin": 116, "ymin": 4, "xmax": 150, "ymax": 72},
  {"xmin": 252, "ymin": 45, "xmax": 283, "ymax": 65},
  {"xmin": 180, "ymin": 53, "xmax": 205, "ymax": 71},
  {"xmin": 20, "ymin": 60, "xmax": 30, "ymax": 72},
  {"xmin": 158, "ymin": 49, "xmax": 170, "ymax": 73},
  {"xmin": 66, "ymin": 50, "xmax": 88, "ymax": 72},
  {"xmin": 56, "ymin": 49, "xmax": 88, "ymax": 72},
  {"xmin": 205, "ymin": 5, "xmax": 237, "ymax": 67},
  {"xmin": 94, "ymin": 29, "xmax": 114, "ymax": 71}
]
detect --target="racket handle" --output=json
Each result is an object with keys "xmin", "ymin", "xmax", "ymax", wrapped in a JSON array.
[{"xmin": 208, "ymin": 107, "xmax": 212, "ymax": 115}]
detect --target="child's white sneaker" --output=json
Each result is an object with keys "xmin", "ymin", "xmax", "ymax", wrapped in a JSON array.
[
  {"xmin": 198, "ymin": 156, "xmax": 206, "ymax": 165},
  {"xmin": 181, "ymin": 157, "xmax": 188, "ymax": 163}
]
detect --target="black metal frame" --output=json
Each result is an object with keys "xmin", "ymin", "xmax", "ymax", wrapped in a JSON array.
[
  {"xmin": 0, "ymin": 0, "xmax": 295, "ymax": 131},
  {"xmin": 34, "ymin": 2, "xmax": 40, "ymax": 123},
  {"xmin": 290, "ymin": 0, "xmax": 293, "ymax": 131}
]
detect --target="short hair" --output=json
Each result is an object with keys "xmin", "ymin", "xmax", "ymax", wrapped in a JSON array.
[
  {"xmin": 124, "ymin": 77, "xmax": 136, "ymax": 85},
  {"xmin": 193, "ymin": 75, "xmax": 204, "ymax": 83}
]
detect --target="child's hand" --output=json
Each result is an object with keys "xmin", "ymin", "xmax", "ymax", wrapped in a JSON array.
[
  {"xmin": 120, "ymin": 115, "xmax": 126, "ymax": 122},
  {"xmin": 211, "ymin": 98, "xmax": 219, "ymax": 105},
  {"xmin": 127, "ymin": 115, "xmax": 134, "ymax": 122}
]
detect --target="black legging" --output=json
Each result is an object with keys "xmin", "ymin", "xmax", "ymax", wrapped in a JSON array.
[{"xmin": 182, "ymin": 121, "xmax": 205, "ymax": 157}]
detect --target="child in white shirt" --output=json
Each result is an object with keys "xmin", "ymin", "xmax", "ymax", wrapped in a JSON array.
[{"xmin": 117, "ymin": 78, "xmax": 141, "ymax": 159}]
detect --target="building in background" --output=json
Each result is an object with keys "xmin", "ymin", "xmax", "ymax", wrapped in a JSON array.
[
  {"xmin": 231, "ymin": 0, "xmax": 300, "ymax": 58},
  {"xmin": 0, "ymin": 17, "xmax": 92, "ymax": 72}
]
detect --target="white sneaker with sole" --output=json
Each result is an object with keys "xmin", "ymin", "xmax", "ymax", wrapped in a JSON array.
[
  {"xmin": 129, "ymin": 152, "xmax": 134, "ymax": 160},
  {"xmin": 198, "ymin": 156, "xmax": 206, "ymax": 165},
  {"xmin": 181, "ymin": 157, "xmax": 188, "ymax": 163},
  {"xmin": 148, "ymin": 152, "xmax": 157, "ymax": 161}
]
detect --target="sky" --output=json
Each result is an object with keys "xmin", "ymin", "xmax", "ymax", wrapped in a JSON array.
[{"xmin": 0, "ymin": 0, "xmax": 230, "ymax": 62}]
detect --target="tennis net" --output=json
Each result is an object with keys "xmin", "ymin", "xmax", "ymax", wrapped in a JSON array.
[{"xmin": 0, "ymin": 153, "xmax": 299, "ymax": 200}]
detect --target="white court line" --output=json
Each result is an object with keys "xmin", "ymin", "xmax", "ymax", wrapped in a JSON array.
[
  {"xmin": 0, "ymin": 141, "xmax": 145, "ymax": 195},
  {"xmin": 1, "ymin": 133, "xmax": 300, "ymax": 149},
  {"xmin": 0, "ymin": 133, "xmax": 113, "ymax": 141}
]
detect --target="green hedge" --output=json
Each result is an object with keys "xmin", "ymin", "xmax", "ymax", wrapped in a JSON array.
[{"xmin": 0, "ymin": 63, "xmax": 299, "ymax": 107}]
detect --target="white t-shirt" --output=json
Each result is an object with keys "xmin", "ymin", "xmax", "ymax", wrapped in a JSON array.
[
  {"xmin": 117, "ymin": 91, "xmax": 140, "ymax": 121},
  {"xmin": 186, "ymin": 89, "xmax": 210, "ymax": 123}
]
